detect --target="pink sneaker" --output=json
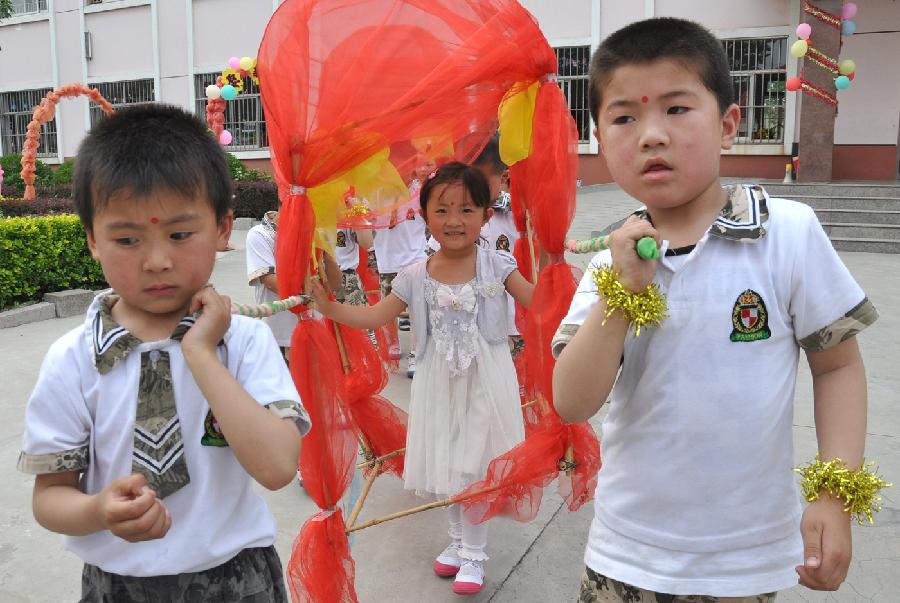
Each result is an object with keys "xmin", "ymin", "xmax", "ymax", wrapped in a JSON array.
[
  {"xmin": 433, "ymin": 543, "xmax": 462, "ymax": 577},
  {"xmin": 452, "ymin": 560, "xmax": 484, "ymax": 595}
]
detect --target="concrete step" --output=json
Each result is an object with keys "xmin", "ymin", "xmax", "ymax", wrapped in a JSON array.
[
  {"xmin": 824, "ymin": 223, "xmax": 900, "ymax": 241},
  {"xmin": 790, "ymin": 195, "xmax": 900, "ymax": 211},
  {"xmin": 831, "ymin": 237, "xmax": 900, "ymax": 254},
  {"xmin": 816, "ymin": 208, "xmax": 900, "ymax": 225},
  {"xmin": 766, "ymin": 183, "xmax": 900, "ymax": 198}
]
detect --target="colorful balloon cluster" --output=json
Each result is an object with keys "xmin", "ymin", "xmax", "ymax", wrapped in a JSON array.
[
  {"xmin": 204, "ymin": 56, "xmax": 258, "ymax": 145},
  {"xmin": 788, "ymin": 2, "xmax": 858, "ymax": 99}
]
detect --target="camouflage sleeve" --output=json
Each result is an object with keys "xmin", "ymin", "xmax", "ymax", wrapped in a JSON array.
[
  {"xmin": 266, "ymin": 400, "xmax": 312, "ymax": 436},
  {"xmin": 551, "ymin": 324, "xmax": 580, "ymax": 358},
  {"xmin": 17, "ymin": 446, "xmax": 89, "ymax": 475},
  {"xmin": 798, "ymin": 297, "xmax": 878, "ymax": 352}
]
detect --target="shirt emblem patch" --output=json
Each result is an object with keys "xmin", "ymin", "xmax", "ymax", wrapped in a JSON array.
[
  {"xmin": 730, "ymin": 289, "xmax": 771, "ymax": 342},
  {"xmin": 336, "ymin": 230, "xmax": 347, "ymax": 247},
  {"xmin": 496, "ymin": 234, "xmax": 510, "ymax": 252},
  {"xmin": 201, "ymin": 410, "xmax": 229, "ymax": 447}
]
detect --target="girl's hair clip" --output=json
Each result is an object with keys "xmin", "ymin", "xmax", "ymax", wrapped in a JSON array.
[{"xmin": 427, "ymin": 170, "xmax": 438, "ymax": 180}]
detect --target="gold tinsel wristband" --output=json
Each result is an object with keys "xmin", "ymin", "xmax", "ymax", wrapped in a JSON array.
[
  {"xmin": 795, "ymin": 456, "xmax": 893, "ymax": 524},
  {"xmin": 589, "ymin": 265, "xmax": 668, "ymax": 336}
]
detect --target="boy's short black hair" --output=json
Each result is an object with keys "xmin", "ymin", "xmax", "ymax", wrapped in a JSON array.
[
  {"xmin": 73, "ymin": 103, "xmax": 232, "ymax": 232},
  {"xmin": 472, "ymin": 132, "xmax": 506, "ymax": 176},
  {"xmin": 419, "ymin": 161, "xmax": 491, "ymax": 217},
  {"xmin": 588, "ymin": 17, "xmax": 734, "ymax": 125}
]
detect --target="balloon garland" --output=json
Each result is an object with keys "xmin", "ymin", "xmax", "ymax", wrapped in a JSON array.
[
  {"xmin": 786, "ymin": 1, "xmax": 858, "ymax": 106},
  {"xmin": 203, "ymin": 56, "xmax": 259, "ymax": 146}
]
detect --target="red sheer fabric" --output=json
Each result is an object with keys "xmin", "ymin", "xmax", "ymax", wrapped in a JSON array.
[
  {"xmin": 459, "ymin": 411, "xmax": 600, "ymax": 523},
  {"xmin": 258, "ymin": 1, "xmax": 596, "ymax": 599},
  {"xmin": 287, "ymin": 510, "xmax": 358, "ymax": 603},
  {"xmin": 356, "ymin": 248, "xmax": 400, "ymax": 372},
  {"xmin": 291, "ymin": 320, "xmax": 357, "ymax": 511}
]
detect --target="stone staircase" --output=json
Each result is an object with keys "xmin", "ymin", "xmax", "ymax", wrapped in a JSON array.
[{"xmin": 763, "ymin": 182, "xmax": 900, "ymax": 254}]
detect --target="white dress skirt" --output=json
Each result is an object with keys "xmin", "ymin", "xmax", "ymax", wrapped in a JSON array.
[{"xmin": 403, "ymin": 277, "xmax": 525, "ymax": 499}]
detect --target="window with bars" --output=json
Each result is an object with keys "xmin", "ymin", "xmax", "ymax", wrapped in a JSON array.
[
  {"xmin": 9, "ymin": 0, "xmax": 48, "ymax": 16},
  {"xmin": 88, "ymin": 79, "xmax": 156, "ymax": 127},
  {"xmin": 194, "ymin": 73, "xmax": 268, "ymax": 151},
  {"xmin": 554, "ymin": 46, "xmax": 591, "ymax": 144},
  {"xmin": 721, "ymin": 37, "xmax": 787, "ymax": 144},
  {"xmin": 0, "ymin": 88, "xmax": 57, "ymax": 158}
]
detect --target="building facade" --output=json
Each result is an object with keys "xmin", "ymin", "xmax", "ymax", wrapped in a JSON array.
[{"xmin": 1, "ymin": 0, "xmax": 897, "ymax": 183}]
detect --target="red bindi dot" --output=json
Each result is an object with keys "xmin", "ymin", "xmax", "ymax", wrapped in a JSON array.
[
  {"xmin": 641, "ymin": 96, "xmax": 649, "ymax": 103},
  {"xmin": 150, "ymin": 217, "xmax": 158, "ymax": 224}
]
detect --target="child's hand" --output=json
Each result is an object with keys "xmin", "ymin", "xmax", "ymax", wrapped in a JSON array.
[
  {"xmin": 183, "ymin": 284, "xmax": 231, "ymax": 357},
  {"xmin": 95, "ymin": 474, "xmax": 171, "ymax": 542},
  {"xmin": 796, "ymin": 495, "xmax": 852, "ymax": 591},
  {"xmin": 608, "ymin": 215, "xmax": 660, "ymax": 292},
  {"xmin": 308, "ymin": 277, "xmax": 334, "ymax": 316}
]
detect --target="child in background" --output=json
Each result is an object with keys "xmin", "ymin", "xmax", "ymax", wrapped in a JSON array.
[
  {"xmin": 312, "ymin": 162, "xmax": 534, "ymax": 595},
  {"xmin": 552, "ymin": 18, "xmax": 879, "ymax": 601},
  {"xmin": 427, "ymin": 135, "xmax": 523, "ymax": 358},
  {"xmin": 246, "ymin": 210, "xmax": 298, "ymax": 359},
  {"xmin": 17, "ymin": 104, "xmax": 309, "ymax": 602},
  {"xmin": 373, "ymin": 153, "xmax": 433, "ymax": 376}
]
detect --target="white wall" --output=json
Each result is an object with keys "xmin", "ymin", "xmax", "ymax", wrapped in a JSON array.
[
  {"xmin": 0, "ymin": 20, "xmax": 53, "ymax": 89},
  {"xmin": 655, "ymin": 0, "xmax": 788, "ymax": 30},
  {"xmin": 832, "ymin": 0, "xmax": 900, "ymax": 145},
  {"xmin": 519, "ymin": 0, "xmax": 592, "ymax": 42},
  {"xmin": 192, "ymin": 0, "xmax": 272, "ymax": 70},
  {"xmin": 85, "ymin": 6, "xmax": 153, "ymax": 80}
]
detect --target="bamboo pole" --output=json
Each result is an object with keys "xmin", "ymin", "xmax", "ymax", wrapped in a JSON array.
[
  {"xmin": 525, "ymin": 209, "xmax": 539, "ymax": 283},
  {"xmin": 356, "ymin": 447, "xmax": 406, "ymax": 470},
  {"xmin": 346, "ymin": 460, "xmax": 382, "ymax": 528},
  {"xmin": 346, "ymin": 481, "xmax": 506, "ymax": 534}
]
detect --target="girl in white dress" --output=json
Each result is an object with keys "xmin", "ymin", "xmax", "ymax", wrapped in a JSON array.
[{"xmin": 312, "ymin": 161, "xmax": 534, "ymax": 595}]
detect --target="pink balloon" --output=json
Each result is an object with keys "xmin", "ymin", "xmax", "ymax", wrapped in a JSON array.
[
  {"xmin": 796, "ymin": 23, "xmax": 812, "ymax": 40},
  {"xmin": 842, "ymin": 2, "xmax": 858, "ymax": 19},
  {"xmin": 219, "ymin": 130, "xmax": 233, "ymax": 145},
  {"xmin": 227, "ymin": 56, "xmax": 241, "ymax": 70}
]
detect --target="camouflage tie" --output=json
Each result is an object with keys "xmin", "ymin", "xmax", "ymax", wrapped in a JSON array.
[{"xmin": 93, "ymin": 298, "xmax": 193, "ymax": 499}]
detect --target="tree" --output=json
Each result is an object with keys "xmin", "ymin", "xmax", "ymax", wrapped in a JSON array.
[{"xmin": 0, "ymin": 0, "xmax": 13, "ymax": 20}]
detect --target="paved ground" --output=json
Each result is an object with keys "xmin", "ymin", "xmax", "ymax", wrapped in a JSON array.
[{"xmin": 1, "ymin": 184, "xmax": 897, "ymax": 602}]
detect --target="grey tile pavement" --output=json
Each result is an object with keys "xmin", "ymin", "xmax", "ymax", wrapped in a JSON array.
[{"xmin": 0, "ymin": 184, "xmax": 897, "ymax": 602}]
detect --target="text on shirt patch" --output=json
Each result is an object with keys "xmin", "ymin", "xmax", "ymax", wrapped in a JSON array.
[{"xmin": 730, "ymin": 289, "xmax": 771, "ymax": 342}]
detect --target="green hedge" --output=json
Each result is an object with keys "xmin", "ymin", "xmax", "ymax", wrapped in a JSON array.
[
  {"xmin": 1, "ymin": 182, "xmax": 279, "ymax": 220},
  {"xmin": 0, "ymin": 215, "xmax": 106, "ymax": 310}
]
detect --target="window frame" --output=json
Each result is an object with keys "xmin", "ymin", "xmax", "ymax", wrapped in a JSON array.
[
  {"xmin": 193, "ymin": 72, "xmax": 269, "ymax": 153},
  {"xmin": 553, "ymin": 45, "xmax": 593, "ymax": 149},
  {"xmin": 87, "ymin": 79, "xmax": 156, "ymax": 128},
  {"xmin": 0, "ymin": 87, "xmax": 59, "ymax": 159},
  {"xmin": 721, "ymin": 36, "xmax": 789, "ymax": 147}
]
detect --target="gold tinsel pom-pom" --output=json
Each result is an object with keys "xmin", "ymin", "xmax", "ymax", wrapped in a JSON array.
[
  {"xmin": 345, "ymin": 200, "xmax": 372, "ymax": 218},
  {"xmin": 589, "ymin": 264, "xmax": 668, "ymax": 336},
  {"xmin": 796, "ymin": 456, "xmax": 893, "ymax": 524}
]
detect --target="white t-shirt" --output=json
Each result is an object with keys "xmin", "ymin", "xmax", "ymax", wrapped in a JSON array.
[
  {"xmin": 18, "ymin": 292, "xmax": 310, "ymax": 576},
  {"xmin": 552, "ymin": 186, "xmax": 877, "ymax": 596},
  {"xmin": 426, "ymin": 209, "xmax": 520, "ymax": 335},
  {"xmin": 246, "ymin": 223, "xmax": 298, "ymax": 347},
  {"xmin": 335, "ymin": 228, "xmax": 360, "ymax": 271},
  {"xmin": 373, "ymin": 206, "xmax": 427, "ymax": 274}
]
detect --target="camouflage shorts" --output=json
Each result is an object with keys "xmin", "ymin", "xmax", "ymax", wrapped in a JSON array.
[
  {"xmin": 579, "ymin": 566, "xmax": 777, "ymax": 603},
  {"xmin": 338, "ymin": 270, "xmax": 368, "ymax": 306},
  {"xmin": 379, "ymin": 271, "xmax": 398, "ymax": 298},
  {"xmin": 80, "ymin": 546, "xmax": 288, "ymax": 603}
]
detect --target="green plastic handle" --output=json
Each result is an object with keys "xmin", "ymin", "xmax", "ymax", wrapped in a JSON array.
[{"xmin": 636, "ymin": 236, "xmax": 659, "ymax": 260}]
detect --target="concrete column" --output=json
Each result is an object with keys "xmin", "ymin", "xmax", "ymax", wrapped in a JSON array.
[{"xmin": 796, "ymin": 0, "xmax": 842, "ymax": 182}]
